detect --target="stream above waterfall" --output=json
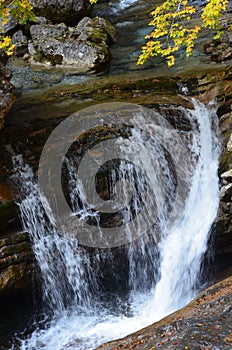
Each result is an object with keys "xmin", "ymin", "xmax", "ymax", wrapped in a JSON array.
[{"xmin": 7, "ymin": 0, "xmax": 228, "ymax": 93}]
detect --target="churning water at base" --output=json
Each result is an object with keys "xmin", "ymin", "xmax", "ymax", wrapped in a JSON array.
[{"xmin": 12, "ymin": 100, "xmax": 220, "ymax": 350}]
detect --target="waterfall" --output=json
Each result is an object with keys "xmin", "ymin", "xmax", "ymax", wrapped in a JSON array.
[{"xmin": 12, "ymin": 100, "xmax": 220, "ymax": 350}]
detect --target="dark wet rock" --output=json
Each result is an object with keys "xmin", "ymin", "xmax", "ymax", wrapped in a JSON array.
[
  {"xmin": 35, "ymin": 16, "xmax": 52, "ymax": 25},
  {"xmin": 29, "ymin": 17, "xmax": 116, "ymax": 72},
  {"xmin": 211, "ymin": 111, "xmax": 232, "ymax": 271},
  {"xmin": 96, "ymin": 275, "xmax": 232, "ymax": 350},
  {"xmin": 0, "ymin": 165, "xmax": 33, "ymax": 295},
  {"xmin": 0, "ymin": 231, "xmax": 33, "ymax": 292},
  {"xmin": 2, "ymin": 16, "xmax": 18, "ymax": 35},
  {"xmin": 211, "ymin": 43, "xmax": 232, "ymax": 62},
  {"xmin": 203, "ymin": 41, "xmax": 216, "ymax": 54},
  {"xmin": 0, "ymin": 52, "xmax": 15, "ymax": 130},
  {"xmin": 0, "ymin": 178, "xmax": 33, "ymax": 294},
  {"xmin": 203, "ymin": 17, "xmax": 232, "ymax": 63},
  {"xmin": 31, "ymin": 0, "xmax": 93, "ymax": 26},
  {"xmin": 0, "ymin": 230, "xmax": 37, "ymax": 345},
  {"xmin": 220, "ymin": 183, "xmax": 232, "ymax": 202},
  {"xmin": 221, "ymin": 169, "xmax": 232, "ymax": 184},
  {"xmin": 189, "ymin": 0, "xmax": 207, "ymax": 6},
  {"xmin": 11, "ymin": 30, "xmax": 28, "ymax": 57},
  {"xmin": 7, "ymin": 60, "xmax": 72, "ymax": 90}
]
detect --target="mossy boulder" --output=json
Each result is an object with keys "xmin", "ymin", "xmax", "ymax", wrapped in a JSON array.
[{"xmin": 29, "ymin": 17, "xmax": 116, "ymax": 73}]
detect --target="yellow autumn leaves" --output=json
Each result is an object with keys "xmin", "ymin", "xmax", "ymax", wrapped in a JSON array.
[
  {"xmin": 138, "ymin": 0, "xmax": 229, "ymax": 67},
  {"xmin": 0, "ymin": 0, "xmax": 35, "ymax": 55}
]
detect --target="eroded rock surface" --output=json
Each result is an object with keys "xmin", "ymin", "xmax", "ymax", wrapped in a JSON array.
[{"xmin": 96, "ymin": 275, "xmax": 232, "ymax": 349}]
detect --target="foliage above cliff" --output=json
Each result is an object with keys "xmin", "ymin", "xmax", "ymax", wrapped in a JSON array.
[
  {"xmin": 0, "ymin": 0, "xmax": 35, "ymax": 55},
  {"xmin": 137, "ymin": 0, "xmax": 230, "ymax": 67},
  {"xmin": 0, "ymin": 0, "xmax": 230, "ymax": 67}
]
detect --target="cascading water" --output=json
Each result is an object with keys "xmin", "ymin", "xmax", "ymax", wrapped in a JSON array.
[{"xmin": 12, "ymin": 100, "xmax": 220, "ymax": 350}]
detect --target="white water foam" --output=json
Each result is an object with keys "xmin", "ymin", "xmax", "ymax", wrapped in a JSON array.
[{"xmin": 13, "ymin": 100, "xmax": 220, "ymax": 350}]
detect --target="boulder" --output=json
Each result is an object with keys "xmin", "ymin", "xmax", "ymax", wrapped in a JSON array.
[
  {"xmin": 31, "ymin": 0, "xmax": 93, "ymax": 26},
  {"xmin": 11, "ymin": 30, "xmax": 28, "ymax": 57},
  {"xmin": 29, "ymin": 17, "xmax": 116, "ymax": 72}
]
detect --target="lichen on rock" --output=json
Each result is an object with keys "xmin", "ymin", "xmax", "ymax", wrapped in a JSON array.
[{"xmin": 29, "ymin": 17, "xmax": 116, "ymax": 72}]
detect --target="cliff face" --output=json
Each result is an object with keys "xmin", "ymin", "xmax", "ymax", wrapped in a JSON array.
[
  {"xmin": 0, "ymin": 67, "xmax": 232, "ymax": 294},
  {"xmin": 0, "ymin": 64, "xmax": 231, "ymax": 348}
]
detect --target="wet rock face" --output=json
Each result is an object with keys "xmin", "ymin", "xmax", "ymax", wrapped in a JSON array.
[
  {"xmin": 202, "ymin": 6, "xmax": 232, "ymax": 63},
  {"xmin": 0, "ymin": 52, "xmax": 15, "ymax": 130},
  {"xmin": 203, "ymin": 30, "xmax": 232, "ymax": 63},
  {"xmin": 0, "ymin": 177, "xmax": 33, "ymax": 295},
  {"xmin": 28, "ymin": 17, "xmax": 116, "ymax": 72},
  {"xmin": 213, "ymin": 112, "xmax": 232, "ymax": 270},
  {"xmin": 31, "ymin": 0, "xmax": 93, "ymax": 26},
  {"xmin": 0, "ymin": 231, "xmax": 33, "ymax": 292}
]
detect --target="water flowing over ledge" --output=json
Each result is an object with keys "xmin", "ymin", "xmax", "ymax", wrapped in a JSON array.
[{"xmin": 11, "ymin": 99, "xmax": 220, "ymax": 350}]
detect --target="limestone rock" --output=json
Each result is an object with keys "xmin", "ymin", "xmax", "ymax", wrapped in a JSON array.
[
  {"xmin": 29, "ymin": 18, "xmax": 116, "ymax": 72},
  {"xmin": 221, "ymin": 169, "xmax": 232, "ymax": 184},
  {"xmin": 220, "ymin": 183, "xmax": 232, "ymax": 202},
  {"xmin": 31, "ymin": 0, "xmax": 92, "ymax": 26},
  {"xmin": 227, "ymin": 132, "xmax": 232, "ymax": 152},
  {"xmin": 11, "ymin": 30, "xmax": 28, "ymax": 57}
]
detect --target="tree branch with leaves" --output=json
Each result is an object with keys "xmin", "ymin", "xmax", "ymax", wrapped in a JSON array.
[
  {"xmin": 138, "ymin": 0, "xmax": 229, "ymax": 67},
  {"xmin": 0, "ymin": 0, "xmax": 35, "ymax": 55}
]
